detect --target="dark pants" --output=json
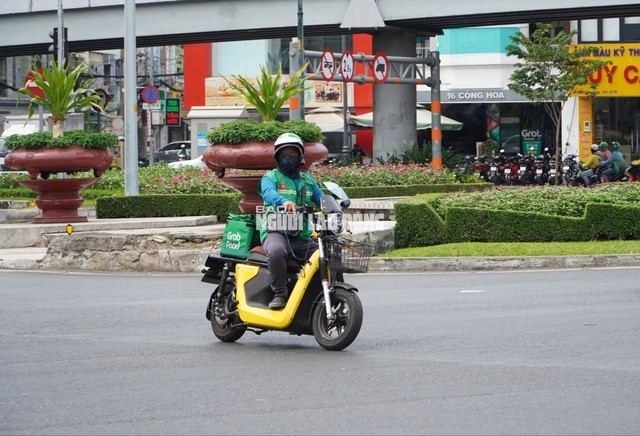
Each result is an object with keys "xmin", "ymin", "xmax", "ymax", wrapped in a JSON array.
[{"xmin": 262, "ymin": 233, "xmax": 318, "ymax": 298}]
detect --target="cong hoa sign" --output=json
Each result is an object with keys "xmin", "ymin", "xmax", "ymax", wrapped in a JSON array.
[{"xmin": 575, "ymin": 43, "xmax": 640, "ymax": 97}]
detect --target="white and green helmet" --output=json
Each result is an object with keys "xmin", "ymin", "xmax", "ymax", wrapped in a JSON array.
[{"xmin": 274, "ymin": 132, "xmax": 304, "ymax": 159}]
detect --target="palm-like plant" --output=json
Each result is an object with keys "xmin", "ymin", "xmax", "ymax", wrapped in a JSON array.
[
  {"xmin": 19, "ymin": 59, "xmax": 105, "ymax": 139},
  {"xmin": 223, "ymin": 63, "xmax": 309, "ymax": 122}
]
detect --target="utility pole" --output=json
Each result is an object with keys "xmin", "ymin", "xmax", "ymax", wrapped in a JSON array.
[{"xmin": 124, "ymin": 0, "xmax": 139, "ymax": 195}]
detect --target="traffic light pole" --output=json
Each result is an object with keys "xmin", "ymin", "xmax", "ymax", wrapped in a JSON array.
[{"xmin": 56, "ymin": 0, "xmax": 64, "ymax": 66}]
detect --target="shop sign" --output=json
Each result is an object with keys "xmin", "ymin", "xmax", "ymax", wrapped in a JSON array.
[
  {"xmin": 522, "ymin": 129, "xmax": 543, "ymax": 155},
  {"xmin": 574, "ymin": 43, "xmax": 640, "ymax": 97},
  {"xmin": 417, "ymin": 88, "xmax": 530, "ymax": 103}
]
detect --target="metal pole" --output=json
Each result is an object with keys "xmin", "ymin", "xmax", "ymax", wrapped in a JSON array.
[
  {"xmin": 289, "ymin": 39, "xmax": 301, "ymax": 121},
  {"xmin": 147, "ymin": 48, "xmax": 155, "ymax": 165},
  {"xmin": 430, "ymin": 51, "xmax": 442, "ymax": 171},
  {"xmin": 297, "ymin": 0, "xmax": 304, "ymax": 120},
  {"xmin": 124, "ymin": 0, "xmax": 139, "ymax": 195},
  {"xmin": 57, "ymin": 0, "xmax": 66, "ymax": 178},
  {"xmin": 341, "ymin": 34, "xmax": 350, "ymax": 155},
  {"xmin": 57, "ymin": 0, "xmax": 64, "ymax": 66}
]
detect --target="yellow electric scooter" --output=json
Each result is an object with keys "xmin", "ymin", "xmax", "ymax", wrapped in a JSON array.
[{"xmin": 202, "ymin": 183, "xmax": 371, "ymax": 351}]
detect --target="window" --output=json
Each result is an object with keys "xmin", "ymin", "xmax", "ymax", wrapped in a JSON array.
[
  {"xmin": 579, "ymin": 19, "xmax": 599, "ymax": 42},
  {"xmin": 578, "ymin": 17, "xmax": 636, "ymax": 42},
  {"xmin": 622, "ymin": 17, "xmax": 640, "ymax": 41},
  {"xmin": 603, "ymin": 18, "xmax": 620, "ymax": 41}
]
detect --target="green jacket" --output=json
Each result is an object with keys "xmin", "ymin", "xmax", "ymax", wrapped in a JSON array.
[
  {"xmin": 601, "ymin": 150, "xmax": 628, "ymax": 173},
  {"xmin": 257, "ymin": 169, "xmax": 315, "ymax": 242}
]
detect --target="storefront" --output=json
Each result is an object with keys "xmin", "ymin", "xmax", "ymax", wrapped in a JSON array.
[
  {"xmin": 417, "ymin": 87, "xmax": 555, "ymax": 156},
  {"xmin": 571, "ymin": 42, "xmax": 640, "ymax": 162}
]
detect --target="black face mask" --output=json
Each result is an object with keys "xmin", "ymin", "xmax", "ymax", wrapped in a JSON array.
[{"xmin": 277, "ymin": 154, "xmax": 301, "ymax": 178}]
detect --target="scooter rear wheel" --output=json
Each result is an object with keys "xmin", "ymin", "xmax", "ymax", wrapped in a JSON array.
[
  {"xmin": 211, "ymin": 288, "xmax": 246, "ymax": 343},
  {"xmin": 312, "ymin": 288, "xmax": 363, "ymax": 351}
]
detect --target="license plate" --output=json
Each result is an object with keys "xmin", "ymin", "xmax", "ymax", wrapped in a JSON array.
[
  {"xmin": 536, "ymin": 169, "xmax": 543, "ymax": 174},
  {"xmin": 504, "ymin": 168, "xmax": 511, "ymax": 174},
  {"xmin": 490, "ymin": 166, "xmax": 497, "ymax": 172},
  {"xmin": 520, "ymin": 166, "xmax": 527, "ymax": 171},
  {"xmin": 550, "ymin": 169, "xmax": 557, "ymax": 175},
  {"xmin": 474, "ymin": 172, "xmax": 480, "ymax": 177},
  {"xmin": 563, "ymin": 166, "xmax": 569, "ymax": 171}
]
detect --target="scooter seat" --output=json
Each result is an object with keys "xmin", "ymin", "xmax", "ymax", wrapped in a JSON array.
[{"xmin": 247, "ymin": 247, "xmax": 303, "ymax": 271}]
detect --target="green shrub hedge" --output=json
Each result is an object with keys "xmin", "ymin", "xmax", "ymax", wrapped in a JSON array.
[
  {"xmin": 95, "ymin": 193, "xmax": 241, "ymax": 220},
  {"xmin": 395, "ymin": 195, "xmax": 640, "ymax": 248},
  {"xmin": 0, "ymin": 188, "xmax": 38, "ymax": 199},
  {"xmin": 92, "ymin": 185, "xmax": 482, "ymax": 219},
  {"xmin": 394, "ymin": 194, "xmax": 447, "ymax": 248}
]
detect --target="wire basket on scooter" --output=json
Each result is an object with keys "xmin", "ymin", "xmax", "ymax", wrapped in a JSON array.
[{"xmin": 326, "ymin": 236, "xmax": 373, "ymax": 273}]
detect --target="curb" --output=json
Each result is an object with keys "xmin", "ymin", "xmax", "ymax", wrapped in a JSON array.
[
  {"xmin": 3, "ymin": 250, "xmax": 639, "ymax": 274},
  {"xmin": 368, "ymin": 254, "xmax": 640, "ymax": 272}
]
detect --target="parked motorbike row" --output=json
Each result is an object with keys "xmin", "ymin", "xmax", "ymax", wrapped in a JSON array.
[{"xmin": 459, "ymin": 149, "xmax": 640, "ymax": 186}]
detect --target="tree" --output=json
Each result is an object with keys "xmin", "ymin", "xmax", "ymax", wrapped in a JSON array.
[{"xmin": 505, "ymin": 22, "xmax": 609, "ymax": 180}]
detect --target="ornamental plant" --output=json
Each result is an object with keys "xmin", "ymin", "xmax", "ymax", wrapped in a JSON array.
[
  {"xmin": 222, "ymin": 62, "xmax": 309, "ymax": 122},
  {"xmin": 4, "ymin": 130, "xmax": 117, "ymax": 151},
  {"xmin": 47, "ymin": 162, "xmax": 463, "ymax": 194},
  {"xmin": 18, "ymin": 59, "xmax": 107, "ymax": 139},
  {"xmin": 206, "ymin": 119, "xmax": 324, "ymax": 145}
]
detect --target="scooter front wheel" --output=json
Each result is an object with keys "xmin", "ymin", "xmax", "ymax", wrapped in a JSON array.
[
  {"xmin": 211, "ymin": 288, "xmax": 246, "ymax": 343},
  {"xmin": 312, "ymin": 287, "xmax": 363, "ymax": 351}
]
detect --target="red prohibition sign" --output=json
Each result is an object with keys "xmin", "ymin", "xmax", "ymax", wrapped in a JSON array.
[
  {"xmin": 341, "ymin": 50, "xmax": 355, "ymax": 82},
  {"xmin": 372, "ymin": 52, "xmax": 389, "ymax": 84},
  {"xmin": 321, "ymin": 48, "xmax": 335, "ymax": 82}
]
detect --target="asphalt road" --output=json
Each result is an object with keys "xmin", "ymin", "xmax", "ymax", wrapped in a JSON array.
[{"xmin": 1, "ymin": 268, "xmax": 639, "ymax": 435}]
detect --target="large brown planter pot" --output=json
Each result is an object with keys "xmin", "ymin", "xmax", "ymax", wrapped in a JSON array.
[
  {"xmin": 203, "ymin": 140, "xmax": 328, "ymax": 213},
  {"xmin": 5, "ymin": 146, "xmax": 113, "ymax": 223},
  {"xmin": 5, "ymin": 146, "xmax": 113, "ymax": 180},
  {"xmin": 18, "ymin": 178, "xmax": 100, "ymax": 223}
]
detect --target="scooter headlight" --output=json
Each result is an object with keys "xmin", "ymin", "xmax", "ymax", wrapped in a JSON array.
[{"xmin": 326, "ymin": 212, "xmax": 343, "ymax": 235}]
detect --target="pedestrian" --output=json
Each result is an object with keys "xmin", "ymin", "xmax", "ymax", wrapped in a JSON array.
[{"xmin": 351, "ymin": 143, "xmax": 366, "ymax": 164}]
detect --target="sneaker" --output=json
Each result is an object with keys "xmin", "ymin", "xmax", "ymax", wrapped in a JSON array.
[{"xmin": 268, "ymin": 296, "xmax": 286, "ymax": 310}]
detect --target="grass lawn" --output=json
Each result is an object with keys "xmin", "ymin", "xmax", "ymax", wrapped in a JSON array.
[{"xmin": 383, "ymin": 241, "xmax": 640, "ymax": 257}]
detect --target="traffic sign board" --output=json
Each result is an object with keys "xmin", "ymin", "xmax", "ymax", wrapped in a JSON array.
[
  {"xmin": 141, "ymin": 85, "xmax": 160, "ymax": 104},
  {"xmin": 320, "ymin": 49, "xmax": 335, "ymax": 82},
  {"xmin": 165, "ymin": 98, "xmax": 181, "ymax": 126},
  {"xmin": 372, "ymin": 52, "xmax": 389, "ymax": 84},
  {"xmin": 340, "ymin": 50, "xmax": 354, "ymax": 82}
]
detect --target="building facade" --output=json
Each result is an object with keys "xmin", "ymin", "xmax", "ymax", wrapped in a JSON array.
[{"xmin": 564, "ymin": 17, "xmax": 640, "ymax": 162}]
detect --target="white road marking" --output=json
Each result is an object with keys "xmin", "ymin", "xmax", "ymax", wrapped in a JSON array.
[{"xmin": 460, "ymin": 289, "xmax": 486, "ymax": 293}]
